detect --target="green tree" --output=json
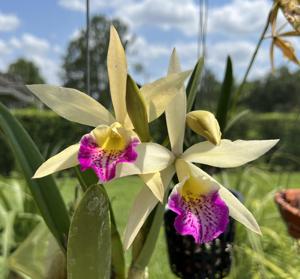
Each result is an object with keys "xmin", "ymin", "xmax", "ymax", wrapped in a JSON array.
[
  {"xmin": 194, "ymin": 69, "xmax": 221, "ymax": 111},
  {"xmin": 243, "ymin": 67, "xmax": 300, "ymax": 112},
  {"xmin": 62, "ymin": 15, "xmax": 132, "ymax": 107},
  {"xmin": 7, "ymin": 58, "xmax": 45, "ymax": 84}
]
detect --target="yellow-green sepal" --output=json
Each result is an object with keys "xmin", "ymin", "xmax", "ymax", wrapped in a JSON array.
[{"xmin": 126, "ymin": 74, "xmax": 151, "ymax": 142}]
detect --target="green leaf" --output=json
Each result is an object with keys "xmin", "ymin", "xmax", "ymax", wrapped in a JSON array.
[
  {"xmin": 0, "ymin": 102, "xmax": 70, "ymax": 251},
  {"xmin": 74, "ymin": 166, "xmax": 98, "ymax": 192},
  {"xmin": 186, "ymin": 57, "xmax": 204, "ymax": 112},
  {"xmin": 108, "ymin": 198, "xmax": 125, "ymax": 279},
  {"xmin": 132, "ymin": 203, "xmax": 164, "ymax": 269},
  {"xmin": 8, "ymin": 223, "xmax": 66, "ymax": 279},
  {"xmin": 216, "ymin": 56, "xmax": 234, "ymax": 133},
  {"xmin": 126, "ymin": 74, "xmax": 150, "ymax": 142},
  {"xmin": 67, "ymin": 184, "xmax": 111, "ymax": 279},
  {"xmin": 2, "ymin": 211, "xmax": 16, "ymax": 258},
  {"xmin": 131, "ymin": 181, "xmax": 173, "ymax": 270},
  {"xmin": 224, "ymin": 109, "xmax": 250, "ymax": 134},
  {"xmin": 74, "ymin": 168, "xmax": 125, "ymax": 278}
]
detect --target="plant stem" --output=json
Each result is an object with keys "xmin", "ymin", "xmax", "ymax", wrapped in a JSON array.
[
  {"xmin": 127, "ymin": 266, "xmax": 148, "ymax": 279},
  {"xmin": 231, "ymin": 11, "xmax": 271, "ymax": 114}
]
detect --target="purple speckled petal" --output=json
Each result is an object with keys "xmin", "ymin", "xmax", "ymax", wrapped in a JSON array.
[
  {"xmin": 168, "ymin": 187, "xmax": 229, "ymax": 244},
  {"xmin": 78, "ymin": 134, "xmax": 139, "ymax": 182}
]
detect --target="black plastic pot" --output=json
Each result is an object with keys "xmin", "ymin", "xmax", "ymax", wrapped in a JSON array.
[{"xmin": 164, "ymin": 191, "xmax": 241, "ymax": 279}]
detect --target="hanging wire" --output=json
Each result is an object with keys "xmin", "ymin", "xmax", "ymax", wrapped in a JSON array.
[
  {"xmin": 86, "ymin": 0, "xmax": 90, "ymax": 95},
  {"xmin": 197, "ymin": 0, "xmax": 203, "ymax": 58},
  {"xmin": 196, "ymin": 0, "xmax": 209, "ymax": 107},
  {"xmin": 202, "ymin": 0, "xmax": 208, "ymax": 58},
  {"xmin": 197, "ymin": 0, "xmax": 208, "ymax": 58}
]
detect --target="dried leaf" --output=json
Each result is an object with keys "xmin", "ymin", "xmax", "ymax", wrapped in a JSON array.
[
  {"xmin": 274, "ymin": 37, "xmax": 300, "ymax": 65},
  {"xmin": 278, "ymin": 30, "xmax": 300, "ymax": 37},
  {"xmin": 270, "ymin": 40, "xmax": 275, "ymax": 72},
  {"xmin": 270, "ymin": 2, "xmax": 280, "ymax": 36}
]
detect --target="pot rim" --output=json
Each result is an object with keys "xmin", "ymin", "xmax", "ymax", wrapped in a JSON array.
[{"xmin": 274, "ymin": 189, "xmax": 300, "ymax": 217}]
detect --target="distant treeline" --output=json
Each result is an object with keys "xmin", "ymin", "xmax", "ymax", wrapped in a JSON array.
[
  {"xmin": 198, "ymin": 66, "xmax": 300, "ymax": 113},
  {"xmin": 0, "ymin": 109, "xmax": 299, "ymax": 175}
]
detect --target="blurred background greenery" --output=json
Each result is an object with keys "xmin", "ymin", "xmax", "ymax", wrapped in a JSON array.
[{"xmin": 1, "ymin": 170, "xmax": 300, "ymax": 278}]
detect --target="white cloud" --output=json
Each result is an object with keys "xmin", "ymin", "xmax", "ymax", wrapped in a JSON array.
[
  {"xmin": 53, "ymin": 45, "xmax": 63, "ymax": 54},
  {"xmin": 58, "ymin": 0, "xmax": 85, "ymax": 11},
  {"xmin": 58, "ymin": 0, "xmax": 125, "ymax": 12},
  {"xmin": 9, "ymin": 34, "xmax": 50, "ymax": 54},
  {"xmin": 207, "ymin": 41, "xmax": 256, "ymax": 67},
  {"xmin": 0, "ymin": 40, "xmax": 11, "ymax": 55},
  {"xmin": 208, "ymin": 0, "xmax": 271, "ymax": 35},
  {"xmin": 4, "ymin": 0, "xmax": 295, "ymax": 85},
  {"xmin": 129, "ymin": 36, "xmax": 170, "ymax": 62},
  {"xmin": 0, "ymin": 12, "xmax": 20, "ymax": 32},
  {"xmin": 29, "ymin": 55, "xmax": 60, "ymax": 84},
  {"xmin": 70, "ymin": 28, "xmax": 82, "ymax": 40},
  {"xmin": 205, "ymin": 40, "xmax": 270, "ymax": 80},
  {"xmin": 3, "ymin": 33, "xmax": 60, "ymax": 84},
  {"xmin": 118, "ymin": 0, "xmax": 272, "ymax": 38},
  {"xmin": 118, "ymin": 0, "xmax": 198, "ymax": 36},
  {"xmin": 58, "ymin": 0, "xmax": 273, "ymax": 38},
  {"xmin": 22, "ymin": 33, "xmax": 50, "ymax": 54},
  {"xmin": 9, "ymin": 37, "xmax": 21, "ymax": 48}
]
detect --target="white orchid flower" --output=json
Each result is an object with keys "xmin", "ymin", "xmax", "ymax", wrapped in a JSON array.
[
  {"xmin": 27, "ymin": 26, "xmax": 191, "ymax": 193},
  {"xmin": 123, "ymin": 49, "xmax": 279, "ymax": 249}
]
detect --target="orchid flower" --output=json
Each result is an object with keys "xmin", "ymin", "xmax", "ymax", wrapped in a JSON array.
[
  {"xmin": 27, "ymin": 27, "xmax": 190, "ymax": 193},
  {"xmin": 123, "ymin": 49, "xmax": 279, "ymax": 248}
]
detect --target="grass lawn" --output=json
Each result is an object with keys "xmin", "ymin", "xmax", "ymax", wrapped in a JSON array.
[{"xmin": 2, "ymin": 167, "xmax": 300, "ymax": 278}]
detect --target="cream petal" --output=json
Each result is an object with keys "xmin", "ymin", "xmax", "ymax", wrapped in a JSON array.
[
  {"xmin": 33, "ymin": 144, "xmax": 79, "ymax": 178},
  {"xmin": 115, "ymin": 143, "xmax": 175, "ymax": 177},
  {"xmin": 27, "ymin": 85, "xmax": 115, "ymax": 127},
  {"xmin": 141, "ymin": 70, "xmax": 191, "ymax": 122},
  {"xmin": 107, "ymin": 25, "xmax": 128, "ymax": 124},
  {"xmin": 219, "ymin": 185, "xmax": 261, "ymax": 234},
  {"xmin": 140, "ymin": 172, "xmax": 165, "ymax": 203},
  {"xmin": 175, "ymin": 159, "xmax": 219, "ymax": 193},
  {"xmin": 182, "ymin": 139, "xmax": 279, "ymax": 168},
  {"xmin": 165, "ymin": 49, "xmax": 186, "ymax": 156},
  {"xmin": 123, "ymin": 165, "xmax": 175, "ymax": 250}
]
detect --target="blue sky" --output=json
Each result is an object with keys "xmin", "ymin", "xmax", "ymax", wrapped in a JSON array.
[{"xmin": 0, "ymin": 0, "xmax": 297, "ymax": 85}]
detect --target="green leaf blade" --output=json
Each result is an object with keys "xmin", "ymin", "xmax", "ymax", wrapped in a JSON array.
[
  {"xmin": 0, "ymin": 102, "xmax": 70, "ymax": 250},
  {"xmin": 186, "ymin": 57, "xmax": 204, "ymax": 112},
  {"xmin": 67, "ymin": 184, "xmax": 111, "ymax": 279},
  {"xmin": 74, "ymin": 168, "xmax": 125, "ymax": 278},
  {"xmin": 126, "ymin": 74, "xmax": 150, "ymax": 142},
  {"xmin": 216, "ymin": 56, "xmax": 234, "ymax": 133}
]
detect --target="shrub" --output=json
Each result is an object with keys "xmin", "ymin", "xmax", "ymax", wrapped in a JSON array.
[
  {"xmin": 0, "ymin": 109, "xmax": 89, "ymax": 175},
  {"xmin": 228, "ymin": 112, "xmax": 300, "ymax": 170}
]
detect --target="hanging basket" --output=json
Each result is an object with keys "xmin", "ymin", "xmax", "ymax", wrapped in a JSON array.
[
  {"xmin": 274, "ymin": 189, "xmax": 300, "ymax": 239},
  {"xmin": 164, "ymin": 191, "xmax": 241, "ymax": 279}
]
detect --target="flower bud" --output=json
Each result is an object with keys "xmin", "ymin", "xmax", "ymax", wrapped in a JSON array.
[{"xmin": 186, "ymin": 110, "xmax": 221, "ymax": 145}]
